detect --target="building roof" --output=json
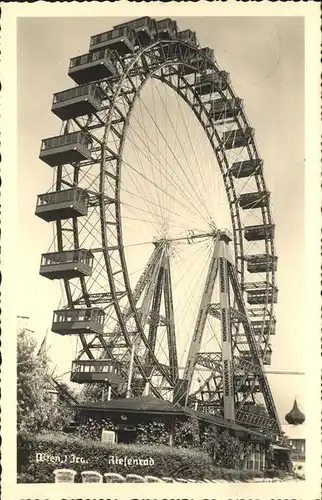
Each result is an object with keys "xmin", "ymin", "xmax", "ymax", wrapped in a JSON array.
[
  {"xmin": 76, "ymin": 395, "xmax": 185, "ymax": 414},
  {"xmin": 284, "ymin": 399, "xmax": 305, "ymax": 425},
  {"xmin": 75, "ymin": 395, "xmax": 267, "ymax": 441},
  {"xmin": 272, "ymin": 444, "xmax": 290, "ymax": 451}
]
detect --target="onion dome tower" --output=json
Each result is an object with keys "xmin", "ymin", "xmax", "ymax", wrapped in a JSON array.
[{"xmin": 285, "ymin": 399, "xmax": 305, "ymax": 425}]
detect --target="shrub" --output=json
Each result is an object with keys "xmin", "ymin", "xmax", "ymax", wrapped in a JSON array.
[
  {"xmin": 17, "ymin": 431, "xmax": 211, "ymax": 483},
  {"xmin": 201, "ymin": 425, "xmax": 219, "ymax": 458},
  {"xmin": 206, "ymin": 466, "xmax": 264, "ymax": 482},
  {"xmin": 265, "ymin": 468, "xmax": 287, "ymax": 479},
  {"xmin": 244, "ymin": 469, "xmax": 264, "ymax": 480},
  {"xmin": 136, "ymin": 421, "xmax": 170, "ymax": 445},
  {"xmin": 173, "ymin": 416, "xmax": 201, "ymax": 448},
  {"xmin": 215, "ymin": 430, "xmax": 245, "ymax": 469},
  {"xmin": 78, "ymin": 417, "xmax": 114, "ymax": 441},
  {"xmin": 17, "ymin": 472, "xmax": 36, "ymax": 483}
]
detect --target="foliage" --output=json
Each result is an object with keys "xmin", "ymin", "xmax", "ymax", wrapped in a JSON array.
[
  {"xmin": 265, "ymin": 468, "xmax": 288, "ymax": 479},
  {"xmin": 242, "ymin": 441, "xmax": 253, "ymax": 467},
  {"xmin": 265, "ymin": 444, "xmax": 275, "ymax": 469},
  {"xmin": 173, "ymin": 416, "xmax": 201, "ymax": 448},
  {"xmin": 17, "ymin": 431, "xmax": 211, "ymax": 483},
  {"xmin": 56, "ymin": 381, "xmax": 79, "ymax": 404},
  {"xmin": 78, "ymin": 383, "xmax": 106, "ymax": 403},
  {"xmin": 78, "ymin": 417, "xmax": 114, "ymax": 441},
  {"xmin": 17, "ymin": 329, "xmax": 72, "ymax": 433},
  {"xmin": 207, "ymin": 465, "xmax": 264, "ymax": 481},
  {"xmin": 215, "ymin": 430, "xmax": 245, "ymax": 469},
  {"xmin": 200, "ymin": 424, "xmax": 220, "ymax": 458},
  {"xmin": 17, "ymin": 431, "xmax": 267, "ymax": 483},
  {"xmin": 17, "ymin": 472, "xmax": 36, "ymax": 484},
  {"xmin": 136, "ymin": 421, "xmax": 170, "ymax": 445}
]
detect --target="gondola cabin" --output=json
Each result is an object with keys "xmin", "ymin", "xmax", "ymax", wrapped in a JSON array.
[
  {"xmin": 246, "ymin": 254, "xmax": 277, "ymax": 274},
  {"xmin": 180, "ymin": 47, "xmax": 214, "ymax": 76},
  {"xmin": 251, "ymin": 318, "xmax": 276, "ymax": 336},
  {"xmin": 178, "ymin": 29, "xmax": 197, "ymax": 45},
  {"xmin": 52, "ymin": 308, "xmax": 105, "ymax": 335},
  {"xmin": 210, "ymin": 98, "xmax": 242, "ymax": 121},
  {"xmin": 89, "ymin": 27, "xmax": 136, "ymax": 56},
  {"xmin": 201, "ymin": 47, "xmax": 215, "ymax": 61},
  {"xmin": 240, "ymin": 348, "xmax": 272, "ymax": 366},
  {"xmin": 180, "ymin": 48, "xmax": 201, "ymax": 75},
  {"xmin": 70, "ymin": 359, "xmax": 122, "ymax": 385},
  {"xmin": 39, "ymin": 132, "xmax": 92, "ymax": 167},
  {"xmin": 230, "ymin": 159, "xmax": 263, "ymax": 178},
  {"xmin": 194, "ymin": 71, "xmax": 230, "ymax": 95},
  {"xmin": 222, "ymin": 127, "xmax": 254, "ymax": 150},
  {"xmin": 245, "ymin": 282, "xmax": 278, "ymax": 305},
  {"xmin": 159, "ymin": 43, "xmax": 178, "ymax": 63},
  {"xmin": 68, "ymin": 49, "xmax": 117, "ymax": 85},
  {"xmin": 197, "ymin": 47, "xmax": 214, "ymax": 70},
  {"xmin": 39, "ymin": 249, "xmax": 94, "ymax": 280},
  {"xmin": 264, "ymin": 349, "xmax": 272, "ymax": 366},
  {"xmin": 113, "ymin": 17, "xmax": 156, "ymax": 47},
  {"xmin": 35, "ymin": 188, "xmax": 89, "ymax": 222},
  {"xmin": 156, "ymin": 19, "xmax": 178, "ymax": 40},
  {"xmin": 51, "ymin": 84, "xmax": 103, "ymax": 121},
  {"xmin": 238, "ymin": 191, "xmax": 270, "ymax": 209},
  {"xmin": 244, "ymin": 224, "xmax": 275, "ymax": 242}
]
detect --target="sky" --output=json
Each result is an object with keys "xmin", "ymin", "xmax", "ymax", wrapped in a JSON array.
[{"xmin": 17, "ymin": 16, "xmax": 306, "ymax": 422}]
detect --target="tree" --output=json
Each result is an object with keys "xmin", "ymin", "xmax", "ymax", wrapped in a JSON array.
[
  {"xmin": 215, "ymin": 430, "xmax": 245, "ymax": 469},
  {"xmin": 17, "ymin": 329, "xmax": 72, "ymax": 433},
  {"xmin": 78, "ymin": 383, "xmax": 105, "ymax": 403},
  {"xmin": 174, "ymin": 416, "xmax": 201, "ymax": 448},
  {"xmin": 136, "ymin": 421, "xmax": 170, "ymax": 445},
  {"xmin": 79, "ymin": 416, "xmax": 114, "ymax": 441},
  {"xmin": 201, "ymin": 424, "xmax": 219, "ymax": 459}
]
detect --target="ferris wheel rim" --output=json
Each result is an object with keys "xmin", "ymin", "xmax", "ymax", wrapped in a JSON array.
[
  {"xmin": 53, "ymin": 30, "xmax": 277, "ymax": 401},
  {"xmin": 103, "ymin": 43, "xmax": 276, "ymax": 345}
]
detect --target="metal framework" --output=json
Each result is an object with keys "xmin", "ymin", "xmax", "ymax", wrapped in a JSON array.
[{"xmin": 36, "ymin": 17, "xmax": 281, "ymax": 440}]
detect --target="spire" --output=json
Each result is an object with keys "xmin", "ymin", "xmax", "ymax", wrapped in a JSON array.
[{"xmin": 285, "ymin": 399, "xmax": 305, "ymax": 425}]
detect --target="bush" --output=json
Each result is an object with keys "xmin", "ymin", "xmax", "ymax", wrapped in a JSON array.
[
  {"xmin": 201, "ymin": 425, "xmax": 219, "ymax": 458},
  {"xmin": 244, "ymin": 469, "xmax": 264, "ymax": 480},
  {"xmin": 136, "ymin": 421, "xmax": 170, "ymax": 445},
  {"xmin": 265, "ymin": 468, "xmax": 287, "ymax": 479},
  {"xmin": 215, "ymin": 430, "xmax": 245, "ymax": 469},
  {"xmin": 17, "ymin": 472, "xmax": 36, "ymax": 483},
  {"xmin": 206, "ymin": 466, "xmax": 264, "ymax": 482},
  {"xmin": 78, "ymin": 417, "xmax": 114, "ymax": 441},
  {"xmin": 17, "ymin": 431, "xmax": 211, "ymax": 483},
  {"xmin": 173, "ymin": 417, "xmax": 201, "ymax": 448}
]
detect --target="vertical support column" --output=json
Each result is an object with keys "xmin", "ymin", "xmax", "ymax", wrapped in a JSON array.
[
  {"xmin": 126, "ymin": 344, "xmax": 135, "ymax": 398},
  {"xmin": 182, "ymin": 241, "xmax": 219, "ymax": 404},
  {"xmin": 147, "ymin": 265, "xmax": 165, "ymax": 361},
  {"xmin": 254, "ymin": 444, "xmax": 261, "ymax": 471},
  {"xmin": 137, "ymin": 250, "xmax": 165, "ymax": 331},
  {"xmin": 163, "ymin": 254, "xmax": 179, "ymax": 384},
  {"xmin": 219, "ymin": 253, "xmax": 235, "ymax": 421},
  {"xmin": 261, "ymin": 445, "xmax": 266, "ymax": 471}
]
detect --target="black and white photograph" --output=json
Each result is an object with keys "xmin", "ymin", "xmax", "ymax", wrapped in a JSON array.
[{"xmin": 1, "ymin": 2, "xmax": 320, "ymax": 498}]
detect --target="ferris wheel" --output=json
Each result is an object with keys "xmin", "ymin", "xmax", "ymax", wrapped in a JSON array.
[{"xmin": 36, "ymin": 17, "xmax": 281, "ymax": 439}]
